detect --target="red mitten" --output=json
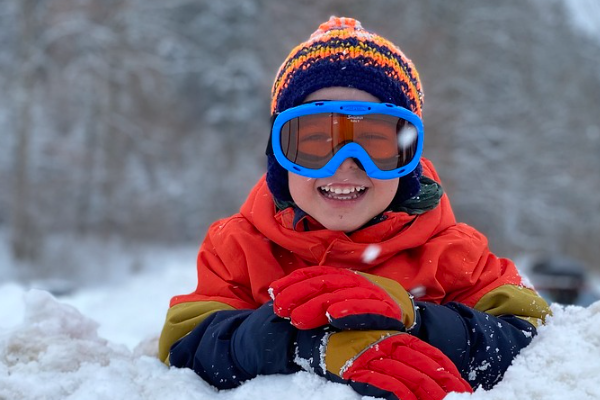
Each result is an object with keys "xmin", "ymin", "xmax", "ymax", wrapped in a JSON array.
[
  {"xmin": 269, "ymin": 266, "xmax": 415, "ymax": 330},
  {"xmin": 320, "ymin": 331, "xmax": 473, "ymax": 400}
]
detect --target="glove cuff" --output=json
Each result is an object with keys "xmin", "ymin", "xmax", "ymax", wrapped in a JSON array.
[
  {"xmin": 356, "ymin": 272, "xmax": 417, "ymax": 330},
  {"xmin": 295, "ymin": 329, "xmax": 401, "ymax": 378},
  {"xmin": 325, "ymin": 330, "xmax": 402, "ymax": 378}
]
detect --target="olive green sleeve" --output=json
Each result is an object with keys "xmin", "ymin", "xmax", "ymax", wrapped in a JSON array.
[
  {"xmin": 474, "ymin": 284, "xmax": 551, "ymax": 327},
  {"xmin": 158, "ymin": 301, "xmax": 235, "ymax": 364}
]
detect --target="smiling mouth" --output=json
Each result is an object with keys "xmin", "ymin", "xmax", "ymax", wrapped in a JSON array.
[{"xmin": 318, "ymin": 185, "xmax": 367, "ymax": 200}]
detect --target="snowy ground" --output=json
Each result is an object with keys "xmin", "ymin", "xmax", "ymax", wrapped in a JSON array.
[{"xmin": 2, "ymin": 247, "xmax": 600, "ymax": 400}]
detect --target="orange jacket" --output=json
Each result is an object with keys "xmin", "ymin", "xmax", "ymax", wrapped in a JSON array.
[{"xmin": 171, "ymin": 158, "xmax": 524, "ymax": 310}]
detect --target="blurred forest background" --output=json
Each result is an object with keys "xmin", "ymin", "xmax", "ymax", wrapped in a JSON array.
[{"xmin": 1, "ymin": 0, "xmax": 600, "ymax": 288}]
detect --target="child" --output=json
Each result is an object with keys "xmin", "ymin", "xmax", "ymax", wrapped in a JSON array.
[{"xmin": 158, "ymin": 17, "xmax": 550, "ymax": 400}]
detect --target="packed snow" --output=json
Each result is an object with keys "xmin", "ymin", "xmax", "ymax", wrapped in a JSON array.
[{"xmin": 1, "ymin": 248, "xmax": 600, "ymax": 400}]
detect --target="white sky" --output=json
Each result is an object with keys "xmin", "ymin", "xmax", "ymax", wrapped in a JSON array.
[{"xmin": 562, "ymin": 0, "xmax": 600, "ymax": 39}]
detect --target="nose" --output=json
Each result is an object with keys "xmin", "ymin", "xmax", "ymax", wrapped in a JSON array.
[{"xmin": 337, "ymin": 157, "xmax": 364, "ymax": 172}]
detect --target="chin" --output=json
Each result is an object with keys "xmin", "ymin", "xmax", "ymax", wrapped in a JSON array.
[{"xmin": 320, "ymin": 218, "xmax": 366, "ymax": 233}]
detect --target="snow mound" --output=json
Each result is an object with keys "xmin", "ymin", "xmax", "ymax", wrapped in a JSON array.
[
  {"xmin": 2, "ymin": 286, "xmax": 600, "ymax": 400},
  {"xmin": 447, "ymin": 302, "xmax": 600, "ymax": 400},
  {"xmin": 0, "ymin": 289, "xmax": 358, "ymax": 400}
]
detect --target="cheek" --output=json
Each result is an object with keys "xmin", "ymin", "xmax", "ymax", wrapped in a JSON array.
[
  {"xmin": 374, "ymin": 179, "xmax": 400, "ymax": 204},
  {"xmin": 376, "ymin": 178, "xmax": 399, "ymax": 194},
  {"xmin": 288, "ymin": 173, "xmax": 315, "ymax": 204}
]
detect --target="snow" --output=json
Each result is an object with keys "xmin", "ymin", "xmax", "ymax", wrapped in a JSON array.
[
  {"xmin": 361, "ymin": 244, "xmax": 381, "ymax": 264},
  {"xmin": 2, "ymin": 249, "xmax": 600, "ymax": 400}
]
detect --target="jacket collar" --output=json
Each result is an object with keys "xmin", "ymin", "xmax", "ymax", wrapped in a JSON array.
[
  {"xmin": 259, "ymin": 198, "xmax": 422, "ymax": 268},
  {"xmin": 240, "ymin": 160, "xmax": 456, "ymax": 268}
]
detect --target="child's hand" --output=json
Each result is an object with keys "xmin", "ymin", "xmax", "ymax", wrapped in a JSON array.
[
  {"xmin": 269, "ymin": 266, "xmax": 415, "ymax": 330},
  {"xmin": 296, "ymin": 329, "xmax": 472, "ymax": 400}
]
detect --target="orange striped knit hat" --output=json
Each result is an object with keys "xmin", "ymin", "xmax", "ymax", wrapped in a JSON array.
[{"xmin": 271, "ymin": 16, "xmax": 423, "ymax": 116}]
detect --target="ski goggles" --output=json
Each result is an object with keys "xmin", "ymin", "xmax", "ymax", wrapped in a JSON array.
[{"xmin": 269, "ymin": 101, "xmax": 424, "ymax": 180}]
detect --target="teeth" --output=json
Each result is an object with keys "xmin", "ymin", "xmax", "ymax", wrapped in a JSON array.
[
  {"xmin": 320, "ymin": 185, "xmax": 366, "ymax": 193},
  {"xmin": 319, "ymin": 185, "xmax": 366, "ymax": 200}
]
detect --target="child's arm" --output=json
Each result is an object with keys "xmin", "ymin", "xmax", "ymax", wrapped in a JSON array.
[
  {"xmin": 410, "ymin": 295, "xmax": 545, "ymax": 390},
  {"xmin": 411, "ymin": 228, "xmax": 551, "ymax": 389},
  {"xmin": 168, "ymin": 301, "xmax": 303, "ymax": 388},
  {"xmin": 158, "ymin": 215, "xmax": 277, "ymax": 364},
  {"xmin": 157, "ymin": 230, "xmax": 254, "ymax": 364},
  {"xmin": 158, "ymin": 216, "xmax": 299, "ymax": 387}
]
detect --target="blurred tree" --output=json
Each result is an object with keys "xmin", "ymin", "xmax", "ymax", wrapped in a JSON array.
[
  {"xmin": 0, "ymin": 0, "xmax": 599, "ymax": 284},
  {"xmin": 10, "ymin": 0, "xmax": 44, "ymax": 262}
]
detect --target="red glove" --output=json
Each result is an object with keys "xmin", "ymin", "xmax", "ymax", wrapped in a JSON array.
[
  {"xmin": 297, "ymin": 330, "xmax": 473, "ymax": 400},
  {"xmin": 269, "ymin": 266, "xmax": 415, "ymax": 331}
]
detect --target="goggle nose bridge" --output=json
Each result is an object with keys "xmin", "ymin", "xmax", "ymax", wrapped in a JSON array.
[{"xmin": 320, "ymin": 143, "xmax": 387, "ymax": 177}]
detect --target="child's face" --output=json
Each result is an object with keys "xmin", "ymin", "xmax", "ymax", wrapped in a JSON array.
[{"xmin": 287, "ymin": 87, "xmax": 400, "ymax": 232}]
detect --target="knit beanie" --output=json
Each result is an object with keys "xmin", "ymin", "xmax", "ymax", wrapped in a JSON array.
[{"xmin": 267, "ymin": 16, "xmax": 424, "ymax": 209}]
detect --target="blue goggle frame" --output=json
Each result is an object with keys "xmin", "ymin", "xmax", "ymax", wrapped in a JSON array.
[{"xmin": 270, "ymin": 101, "xmax": 424, "ymax": 180}]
